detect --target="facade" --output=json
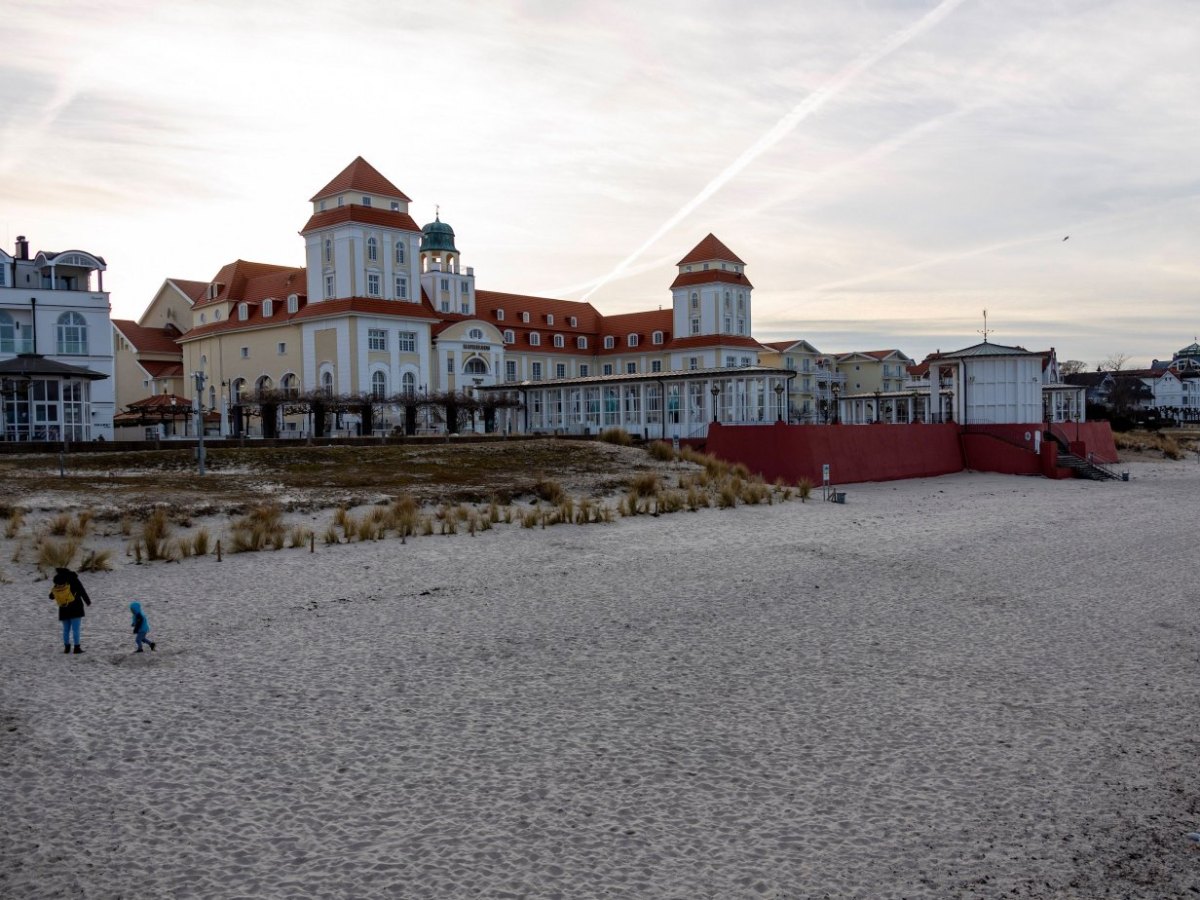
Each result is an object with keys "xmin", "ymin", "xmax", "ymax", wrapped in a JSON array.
[{"xmin": 0, "ymin": 236, "xmax": 114, "ymax": 441}]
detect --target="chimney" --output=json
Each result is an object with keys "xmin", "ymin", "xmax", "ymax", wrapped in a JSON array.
[{"xmin": 16, "ymin": 235, "xmax": 29, "ymax": 260}]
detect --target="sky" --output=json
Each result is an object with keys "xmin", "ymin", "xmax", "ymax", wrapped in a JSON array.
[{"xmin": 2, "ymin": 0, "xmax": 1197, "ymax": 368}]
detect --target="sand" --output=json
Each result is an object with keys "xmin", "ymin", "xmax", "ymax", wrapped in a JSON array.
[{"xmin": 1, "ymin": 459, "xmax": 1198, "ymax": 898}]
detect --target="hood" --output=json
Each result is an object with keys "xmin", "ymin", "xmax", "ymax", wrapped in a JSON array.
[{"xmin": 129, "ymin": 602, "xmax": 142, "ymax": 615}]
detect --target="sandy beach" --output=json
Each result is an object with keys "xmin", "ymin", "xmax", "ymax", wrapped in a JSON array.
[{"xmin": 2, "ymin": 458, "xmax": 1198, "ymax": 898}]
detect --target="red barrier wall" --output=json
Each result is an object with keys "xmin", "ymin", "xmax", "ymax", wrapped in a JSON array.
[
  {"xmin": 705, "ymin": 422, "xmax": 963, "ymax": 486},
  {"xmin": 1047, "ymin": 422, "xmax": 1118, "ymax": 463}
]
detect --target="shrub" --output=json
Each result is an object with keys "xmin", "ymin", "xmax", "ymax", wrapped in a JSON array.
[
  {"xmin": 599, "ymin": 428, "xmax": 633, "ymax": 446},
  {"xmin": 629, "ymin": 471, "xmax": 661, "ymax": 498},
  {"xmin": 38, "ymin": 538, "xmax": 80, "ymax": 571},
  {"xmin": 78, "ymin": 549, "xmax": 113, "ymax": 572},
  {"xmin": 717, "ymin": 484, "xmax": 738, "ymax": 509},
  {"xmin": 192, "ymin": 528, "xmax": 211, "ymax": 556},
  {"xmin": 49, "ymin": 513, "xmax": 72, "ymax": 536},
  {"xmin": 142, "ymin": 509, "xmax": 171, "ymax": 561},
  {"xmin": 323, "ymin": 524, "xmax": 340, "ymax": 545},
  {"xmin": 533, "ymin": 476, "xmax": 566, "ymax": 506},
  {"xmin": 288, "ymin": 525, "xmax": 312, "ymax": 548},
  {"xmin": 230, "ymin": 504, "xmax": 285, "ymax": 553},
  {"xmin": 797, "ymin": 478, "xmax": 814, "ymax": 502},
  {"xmin": 69, "ymin": 510, "xmax": 94, "ymax": 538},
  {"xmin": 521, "ymin": 509, "xmax": 539, "ymax": 528},
  {"xmin": 646, "ymin": 440, "xmax": 675, "ymax": 462},
  {"xmin": 5, "ymin": 509, "xmax": 25, "ymax": 540}
]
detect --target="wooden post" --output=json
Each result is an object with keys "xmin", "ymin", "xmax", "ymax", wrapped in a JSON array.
[
  {"xmin": 216, "ymin": 539, "xmax": 222, "ymax": 562},
  {"xmin": 310, "ymin": 533, "xmax": 315, "ymax": 553}
]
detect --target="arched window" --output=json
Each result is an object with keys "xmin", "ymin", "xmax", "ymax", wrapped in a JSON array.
[
  {"xmin": 530, "ymin": 332, "xmax": 541, "ymax": 346},
  {"xmin": 321, "ymin": 371, "xmax": 334, "ymax": 397},
  {"xmin": 281, "ymin": 373, "xmax": 298, "ymax": 398},
  {"xmin": 324, "ymin": 239, "xmax": 332, "ymax": 264},
  {"xmin": 262, "ymin": 299, "xmax": 273, "ymax": 318},
  {"xmin": 503, "ymin": 329, "xmax": 515, "ymax": 344},
  {"xmin": 652, "ymin": 331, "xmax": 664, "ymax": 345},
  {"xmin": 371, "ymin": 371, "xmax": 387, "ymax": 399},
  {"xmin": 0, "ymin": 312, "xmax": 15, "ymax": 353},
  {"xmin": 56, "ymin": 312, "xmax": 87, "ymax": 355},
  {"xmin": 367, "ymin": 237, "xmax": 378, "ymax": 262},
  {"xmin": 627, "ymin": 334, "xmax": 639, "ymax": 347},
  {"xmin": 464, "ymin": 357, "xmax": 488, "ymax": 375},
  {"xmin": 690, "ymin": 292, "xmax": 698, "ymax": 309},
  {"xmin": 401, "ymin": 372, "xmax": 416, "ymax": 396},
  {"xmin": 255, "ymin": 375, "xmax": 273, "ymax": 397},
  {"xmin": 468, "ymin": 328, "xmax": 484, "ymax": 340},
  {"xmin": 576, "ymin": 336, "xmax": 587, "ymax": 350},
  {"xmin": 553, "ymin": 334, "xmax": 564, "ymax": 348},
  {"xmin": 395, "ymin": 242, "xmax": 405, "ymax": 265},
  {"xmin": 603, "ymin": 336, "xmax": 614, "ymax": 349},
  {"xmin": 232, "ymin": 378, "xmax": 246, "ymax": 404}
]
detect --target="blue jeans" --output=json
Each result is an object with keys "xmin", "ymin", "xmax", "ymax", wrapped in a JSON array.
[
  {"xmin": 61, "ymin": 618, "xmax": 81, "ymax": 646},
  {"xmin": 135, "ymin": 630, "xmax": 152, "ymax": 649}
]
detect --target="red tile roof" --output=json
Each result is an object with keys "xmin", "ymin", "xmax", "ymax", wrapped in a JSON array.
[
  {"xmin": 167, "ymin": 279, "xmax": 209, "ymax": 303},
  {"xmin": 309, "ymin": 157, "xmax": 411, "ymax": 203},
  {"xmin": 192, "ymin": 261, "xmax": 306, "ymax": 308},
  {"xmin": 301, "ymin": 206, "xmax": 422, "ymax": 235},
  {"xmin": 112, "ymin": 320, "xmax": 183, "ymax": 354},
  {"xmin": 181, "ymin": 296, "xmax": 438, "ymax": 340},
  {"xmin": 668, "ymin": 335, "xmax": 765, "ymax": 351},
  {"xmin": 669, "ymin": 270, "xmax": 754, "ymax": 290},
  {"xmin": 475, "ymin": 291, "xmax": 603, "ymax": 332},
  {"xmin": 141, "ymin": 361, "xmax": 183, "ymax": 378},
  {"xmin": 677, "ymin": 234, "xmax": 745, "ymax": 266}
]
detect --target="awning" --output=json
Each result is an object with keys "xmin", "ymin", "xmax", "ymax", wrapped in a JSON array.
[{"xmin": 0, "ymin": 353, "xmax": 107, "ymax": 381}]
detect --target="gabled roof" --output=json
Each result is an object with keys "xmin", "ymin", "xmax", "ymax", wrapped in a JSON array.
[
  {"xmin": 140, "ymin": 361, "xmax": 183, "ymax": 379},
  {"xmin": 677, "ymin": 234, "xmax": 745, "ymax": 266},
  {"xmin": 112, "ymin": 320, "xmax": 183, "ymax": 355},
  {"xmin": 309, "ymin": 157, "xmax": 411, "ymax": 203},
  {"xmin": 761, "ymin": 340, "xmax": 819, "ymax": 354},
  {"xmin": 166, "ymin": 279, "xmax": 209, "ymax": 304},
  {"xmin": 193, "ymin": 261, "xmax": 306, "ymax": 308}
]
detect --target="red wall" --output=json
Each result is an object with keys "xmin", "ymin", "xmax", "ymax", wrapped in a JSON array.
[
  {"xmin": 705, "ymin": 422, "xmax": 963, "ymax": 485},
  {"xmin": 703, "ymin": 420, "xmax": 1118, "ymax": 485},
  {"xmin": 1047, "ymin": 422, "xmax": 1118, "ymax": 463}
]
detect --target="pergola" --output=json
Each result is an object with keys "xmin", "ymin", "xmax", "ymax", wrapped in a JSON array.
[{"xmin": 0, "ymin": 353, "xmax": 107, "ymax": 442}]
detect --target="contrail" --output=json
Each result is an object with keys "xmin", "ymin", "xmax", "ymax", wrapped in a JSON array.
[{"xmin": 579, "ymin": 0, "xmax": 970, "ymax": 301}]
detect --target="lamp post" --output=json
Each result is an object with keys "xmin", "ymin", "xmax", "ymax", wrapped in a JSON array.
[
  {"xmin": 774, "ymin": 382, "xmax": 784, "ymax": 422},
  {"xmin": 711, "ymin": 383, "xmax": 720, "ymax": 423},
  {"xmin": 946, "ymin": 389, "xmax": 954, "ymax": 423},
  {"xmin": 192, "ymin": 372, "xmax": 206, "ymax": 475},
  {"xmin": 831, "ymin": 382, "xmax": 840, "ymax": 424}
]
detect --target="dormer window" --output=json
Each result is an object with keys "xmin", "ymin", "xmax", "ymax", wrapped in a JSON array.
[
  {"xmin": 214, "ymin": 309, "xmax": 221, "ymax": 320},
  {"xmin": 238, "ymin": 303, "xmax": 248, "ymax": 321},
  {"xmin": 530, "ymin": 332, "xmax": 541, "ymax": 346},
  {"xmin": 262, "ymin": 299, "xmax": 273, "ymax": 318},
  {"xmin": 604, "ymin": 336, "xmax": 614, "ymax": 350},
  {"xmin": 553, "ymin": 334, "xmax": 564, "ymax": 348},
  {"xmin": 569, "ymin": 316, "xmax": 577, "ymax": 327},
  {"xmin": 287, "ymin": 294, "xmax": 299, "ymax": 314},
  {"xmin": 521, "ymin": 312, "xmax": 530, "ymax": 323},
  {"xmin": 362, "ymin": 196, "xmax": 372, "ymax": 207},
  {"xmin": 652, "ymin": 330, "xmax": 663, "ymax": 345},
  {"xmin": 503, "ymin": 329, "xmax": 514, "ymax": 344},
  {"xmin": 337, "ymin": 196, "xmax": 344, "ymax": 207},
  {"xmin": 627, "ymin": 334, "xmax": 639, "ymax": 348},
  {"xmin": 576, "ymin": 336, "xmax": 587, "ymax": 349},
  {"xmin": 496, "ymin": 309, "xmax": 505, "ymax": 321},
  {"xmin": 390, "ymin": 201, "xmax": 400, "ymax": 212},
  {"xmin": 319, "ymin": 200, "xmax": 326, "ymax": 211},
  {"xmin": 547, "ymin": 314, "xmax": 554, "ymax": 325}
]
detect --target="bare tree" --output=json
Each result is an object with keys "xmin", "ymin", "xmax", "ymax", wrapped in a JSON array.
[
  {"xmin": 1100, "ymin": 352, "xmax": 1131, "ymax": 372},
  {"xmin": 1059, "ymin": 359, "xmax": 1088, "ymax": 376}
]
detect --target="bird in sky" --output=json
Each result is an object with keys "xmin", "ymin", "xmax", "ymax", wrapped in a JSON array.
[{"xmin": 1062, "ymin": 236, "xmax": 1070, "ymax": 241}]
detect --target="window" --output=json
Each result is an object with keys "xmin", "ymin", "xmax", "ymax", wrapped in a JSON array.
[
  {"xmin": 277, "ymin": 342, "xmax": 286, "ymax": 355},
  {"xmin": 506, "ymin": 360, "xmax": 517, "ymax": 382},
  {"xmin": 214, "ymin": 309, "xmax": 221, "ymax": 320},
  {"xmin": 337, "ymin": 196, "xmax": 344, "ymax": 207},
  {"xmin": 737, "ymin": 293, "xmax": 745, "ymax": 312},
  {"xmin": 402, "ymin": 372, "xmax": 416, "ymax": 395},
  {"xmin": 579, "ymin": 364, "xmax": 589, "ymax": 377},
  {"xmin": 232, "ymin": 378, "xmax": 245, "ymax": 403},
  {"xmin": 723, "ymin": 317, "xmax": 731, "ymax": 332},
  {"xmin": 324, "ymin": 239, "xmax": 331, "ymax": 263},
  {"xmin": 367, "ymin": 237, "xmax": 378, "ymax": 262},
  {"xmin": 241, "ymin": 347, "xmax": 249, "ymax": 359},
  {"xmin": 398, "ymin": 331, "xmax": 416, "ymax": 352},
  {"xmin": 255, "ymin": 375, "xmax": 273, "ymax": 396},
  {"xmin": 532, "ymin": 362, "xmax": 543, "ymax": 381},
  {"xmin": 321, "ymin": 371, "xmax": 334, "ymax": 396},
  {"xmin": 0, "ymin": 312, "xmax": 15, "ymax": 352},
  {"xmin": 569, "ymin": 316, "xmax": 577, "ymax": 327},
  {"xmin": 741, "ymin": 356, "xmax": 752, "ymax": 367},
  {"xmin": 440, "ymin": 278, "xmax": 449, "ymax": 291},
  {"xmin": 395, "ymin": 243, "xmax": 405, "ymax": 265},
  {"xmin": 468, "ymin": 328, "xmax": 484, "ymax": 340},
  {"xmin": 496, "ymin": 309, "xmax": 505, "ymax": 321},
  {"xmin": 199, "ymin": 313, "xmax": 206, "ymax": 324},
  {"xmin": 626, "ymin": 362, "xmax": 636, "ymax": 374},
  {"xmin": 371, "ymin": 371, "xmax": 386, "ymax": 399},
  {"xmin": 530, "ymin": 333, "xmax": 541, "ymax": 346},
  {"xmin": 547, "ymin": 314, "xmax": 554, "ymax": 325},
  {"xmin": 726, "ymin": 355, "xmax": 736, "ymax": 368},
  {"xmin": 576, "ymin": 336, "xmax": 587, "ymax": 350},
  {"xmin": 603, "ymin": 364, "xmax": 613, "ymax": 376},
  {"xmin": 690, "ymin": 318, "xmax": 700, "ymax": 336},
  {"xmin": 603, "ymin": 336, "xmax": 614, "ymax": 349},
  {"xmin": 367, "ymin": 273, "xmax": 381, "ymax": 297},
  {"xmin": 56, "ymin": 312, "xmax": 87, "ymax": 355},
  {"xmin": 503, "ymin": 329, "xmax": 515, "ymax": 344},
  {"xmin": 324, "ymin": 275, "xmax": 334, "ymax": 299},
  {"xmin": 553, "ymin": 334, "xmax": 564, "ymax": 348},
  {"xmin": 281, "ymin": 373, "xmax": 298, "ymax": 397},
  {"xmin": 368, "ymin": 329, "xmax": 387, "ymax": 351},
  {"xmin": 262, "ymin": 299, "xmax": 273, "ymax": 317},
  {"xmin": 651, "ymin": 360, "xmax": 662, "ymax": 373},
  {"xmin": 461, "ymin": 281, "xmax": 469, "ymax": 294},
  {"xmin": 652, "ymin": 331, "xmax": 663, "ymax": 345},
  {"xmin": 362, "ymin": 196, "xmax": 372, "ymax": 207},
  {"xmin": 440, "ymin": 301, "xmax": 450, "ymax": 312},
  {"xmin": 689, "ymin": 357, "xmax": 699, "ymax": 370},
  {"xmin": 287, "ymin": 295, "xmax": 298, "ymax": 314},
  {"xmin": 465, "ymin": 357, "xmax": 488, "ymax": 375},
  {"xmin": 724, "ymin": 293, "xmax": 731, "ymax": 312},
  {"xmin": 627, "ymin": 334, "xmax": 638, "ymax": 347},
  {"xmin": 556, "ymin": 363, "xmax": 566, "ymax": 378},
  {"xmin": 447, "ymin": 355, "xmax": 454, "ymax": 373},
  {"xmin": 395, "ymin": 275, "xmax": 408, "ymax": 299},
  {"xmin": 521, "ymin": 312, "xmax": 530, "ymax": 323},
  {"xmin": 238, "ymin": 303, "xmax": 249, "ymax": 321},
  {"xmin": 461, "ymin": 303, "xmax": 469, "ymax": 314},
  {"xmin": 390, "ymin": 201, "xmax": 401, "ymax": 212},
  {"xmin": 737, "ymin": 319, "xmax": 745, "ymax": 335},
  {"xmin": 690, "ymin": 292, "xmax": 698, "ymax": 309}
]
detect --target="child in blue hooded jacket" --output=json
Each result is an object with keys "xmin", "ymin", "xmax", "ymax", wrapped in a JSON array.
[{"xmin": 129, "ymin": 602, "xmax": 156, "ymax": 653}]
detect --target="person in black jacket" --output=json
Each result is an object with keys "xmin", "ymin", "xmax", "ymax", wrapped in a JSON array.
[{"xmin": 50, "ymin": 567, "xmax": 92, "ymax": 654}]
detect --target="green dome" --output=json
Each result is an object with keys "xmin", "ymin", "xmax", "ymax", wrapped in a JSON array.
[{"xmin": 420, "ymin": 216, "xmax": 457, "ymax": 253}]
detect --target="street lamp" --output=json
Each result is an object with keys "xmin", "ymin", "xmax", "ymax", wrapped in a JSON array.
[
  {"xmin": 192, "ymin": 371, "xmax": 206, "ymax": 475},
  {"xmin": 831, "ymin": 383, "xmax": 840, "ymax": 424},
  {"xmin": 711, "ymin": 383, "xmax": 720, "ymax": 423},
  {"xmin": 774, "ymin": 382, "xmax": 784, "ymax": 422}
]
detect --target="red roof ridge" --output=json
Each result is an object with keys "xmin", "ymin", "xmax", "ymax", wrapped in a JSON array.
[
  {"xmin": 677, "ymin": 234, "xmax": 745, "ymax": 266},
  {"xmin": 310, "ymin": 157, "xmax": 411, "ymax": 203}
]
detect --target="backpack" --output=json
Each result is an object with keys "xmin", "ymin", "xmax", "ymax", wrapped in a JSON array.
[{"xmin": 52, "ymin": 583, "xmax": 75, "ymax": 607}]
